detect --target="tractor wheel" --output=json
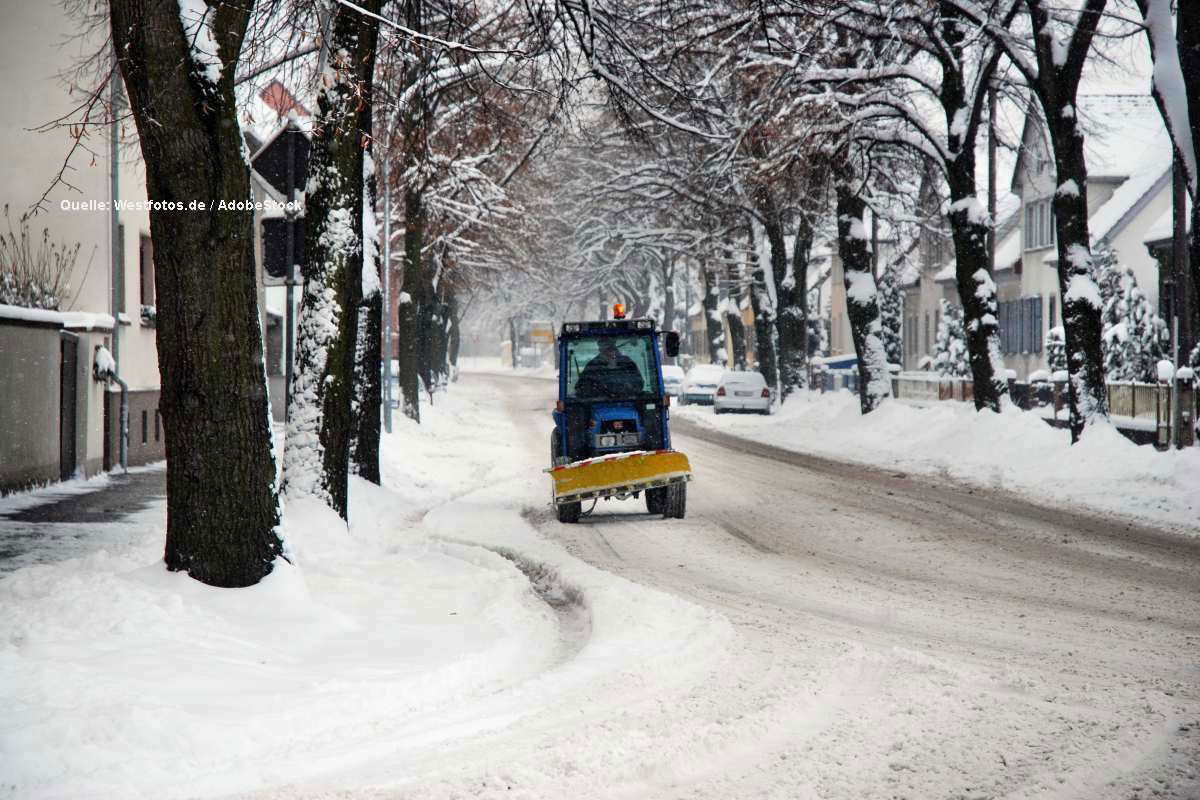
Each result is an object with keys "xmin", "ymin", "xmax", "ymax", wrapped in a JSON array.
[
  {"xmin": 551, "ymin": 431, "xmax": 581, "ymax": 523},
  {"xmin": 557, "ymin": 501, "xmax": 582, "ymax": 523},
  {"xmin": 645, "ymin": 486, "xmax": 666, "ymax": 514},
  {"xmin": 662, "ymin": 482, "xmax": 687, "ymax": 519}
]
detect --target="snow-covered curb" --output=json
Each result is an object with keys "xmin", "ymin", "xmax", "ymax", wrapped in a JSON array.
[{"xmin": 674, "ymin": 390, "xmax": 1200, "ymax": 533}]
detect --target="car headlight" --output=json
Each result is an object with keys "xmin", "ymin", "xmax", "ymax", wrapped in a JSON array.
[
  {"xmin": 597, "ymin": 434, "xmax": 617, "ymax": 448},
  {"xmin": 621, "ymin": 432, "xmax": 641, "ymax": 446}
]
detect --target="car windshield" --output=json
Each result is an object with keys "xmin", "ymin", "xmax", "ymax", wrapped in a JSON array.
[{"xmin": 565, "ymin": 335, "xmax": 659, "ymax": 400}]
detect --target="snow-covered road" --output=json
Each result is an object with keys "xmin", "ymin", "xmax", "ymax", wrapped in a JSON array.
[
  {"xmin": 4, "ymin": 372, "xmax": 1197, "ymax": 799},
  {"xmin": 468, "ymin": 372, "xmax": 1200, "ymax": 799}
]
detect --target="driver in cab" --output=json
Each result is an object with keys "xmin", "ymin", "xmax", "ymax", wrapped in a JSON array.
[{"xmin": 575, "ymin": 339, "xmax": 643, "ymax": 399}]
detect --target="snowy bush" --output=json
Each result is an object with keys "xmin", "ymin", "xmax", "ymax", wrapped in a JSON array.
[
  {"xmin": 876, "ymin": 263, "xmax": 903, "ymax": 366},
  {"xmin": 1095, "ymin": 248, "xmax": 1166, "ymax": 383},
  {"xmin": 1046, "ymin": 326, "xmax": 1067, "ymax": 373},
  {"xmin": 933, "ymin": 299, "xmax": 969, "ymax": 378},
  {"xmin": 0, "ymin": 207, "xmax": 80, "ymax": 310},
  {"xmin": 807, "ymin": 287, "xmax": 829, "ymax": 358}
]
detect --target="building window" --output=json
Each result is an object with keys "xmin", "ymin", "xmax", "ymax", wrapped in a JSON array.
[
  {"xmin": 1048, "ymin": 294, "xmax": 1057, "ymax": 329},
  {"xmin": 1024, "ymin": 199, "xmax": 1054, "ymax": 250},
  {"xmin": 139, "ymin": 234, "xmax": 155, "ymax": 307},
  {"xmin": 998, "ymin": 296, "xmax": 1044, "ymax": 355},
  {"xmin": 141, "ymin": 409, "xmax": 148, "ymax": 444},
  {"xmin": 155, "ymin": 409, "xmax": 161, "ymax": 442},
  {"xmin": 924, "ymin": 312, "xmax": 930, "ymax": 353}
]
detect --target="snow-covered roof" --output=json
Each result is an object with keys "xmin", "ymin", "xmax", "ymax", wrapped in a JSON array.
[
  {"xmin": 1142, "ymin": 197, "xmax": 1192, "ymax": 245},
  {"xmin": 0, "ymin": 304, "xmax": 115, "ymax": 330},
  {"xmin": 240, "ymin": 82, "xmax": 314, "ymax": 145},
  {"xmin": 932, "ymin": 222, "xmax": 1022, "ymax": 284},
  {"xmin": 1076, "ymin": 95, "xmax": 1164, "ymax": 180},
  {"xmin": 1072, "ymin": 95, "xmax": 1172, "ymax": 245},
  {"xmin": 994, "ymin": 192, "xmax": 1022, "ymax": 229},
  {"xmin": 1013, "ymin": 94, "xmax": 1173, "ymax": 253}
]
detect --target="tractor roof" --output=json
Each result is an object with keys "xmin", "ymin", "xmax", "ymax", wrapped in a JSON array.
[{"xmin": 560, "ymin": 318, "xmax": 657, "ymax": 337}]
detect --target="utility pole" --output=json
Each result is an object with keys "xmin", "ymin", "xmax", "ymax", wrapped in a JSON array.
[
  {"xmin": 109, "ymin": 57, "xmax": 127, "ymax": 472},
  {"xmin": 284, "ymin": 125, "xmax": 297, "ymax": 424}
]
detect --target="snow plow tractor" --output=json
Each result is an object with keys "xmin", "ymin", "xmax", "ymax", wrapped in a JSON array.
[{"xmin": 546, "ymin": 304, "xmax": 692, "ymax": 523}]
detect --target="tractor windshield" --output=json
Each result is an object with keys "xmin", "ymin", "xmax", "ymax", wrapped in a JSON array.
[{"xmin": 565, "ymin": 335, "xmax": 660, "ymax": 401}]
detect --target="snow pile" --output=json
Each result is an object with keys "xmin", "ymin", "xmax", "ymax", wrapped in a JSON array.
[
  {"xmin": 675, "ymin": 391, "xmax": 1200, "ymax": 531},
  {"xmin": 1, "ymin": 381, "xmax": 726, "ymax": 798}
]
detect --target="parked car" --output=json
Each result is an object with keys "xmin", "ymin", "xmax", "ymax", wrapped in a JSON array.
[
  {"xmin": 680, "ymin": 364, "xmax": 726, "ymax": 405},
  {"xmin": 661, "ymin": 365, "xmax": 685, "ymax": 396},
  {"xmin": 714, "ymin": 370, "xmax": 772, "ymax": 414}
]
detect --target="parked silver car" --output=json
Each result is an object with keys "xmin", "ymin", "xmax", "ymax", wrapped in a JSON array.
[
  {"xmin": 714, "ymin": 370, "xmax": 772, "ymax": 414},
  {"xmin": 661, "ymin": 365, "xmax": 685, "ymax": 396},
  {"xmin": 680, "ymin": 364, "xmax": 725, "ymax": 405}
]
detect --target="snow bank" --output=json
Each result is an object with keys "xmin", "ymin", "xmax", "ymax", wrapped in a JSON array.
[
  {"xmin": 1, "ymin": 376, "xmax": 726, "ymax": 798},
  {"xmin": 675, "ymin": 391, "xmax": 1200, "ymax": 532}
]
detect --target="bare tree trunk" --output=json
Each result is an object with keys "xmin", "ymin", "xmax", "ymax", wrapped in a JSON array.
[
  {"xmin": 398, "ymin": 187, "xmax": 425, "ymax": 420},
  {"xmin": 429, "ymin": 283, "xmax": 449, "ymax": 391},
  {"xmin": 1026, "ymin": 0, "xmax": 1109, "ymax": 439},
  {"xmin": 725, "ymin": 287, "xmax": 749, "ymax": 372},
  {"xmin": 776, "ymin": 216, "xmax": 812, "ymax": 398},
  {"xmin": 284, "ymin": 0, "xmax": 382, "ymax": 519},
  {"xmin": 397, "ymin": 291, "xmax": 421, "ymax": 421},
  {"xmin": 1048, "ymin": 111, "xmax": 1108, "ymax": 433},
  {"xmin": 1176, "ymin": 3, "xmax": 1200, "ymax": 364},
  {"xmin": 661, "ymin": 252, "xmax": 677, "ymax": 336},
  {"xmin": 750, "ymin": 211, "xmax": 784, "ymax": 391},
  {"xmin": 1138, "ymin": 0, "xmax": 1200, "ymax": 357},
  {"xmin": 834, "ymin": 180, "xmax": 891, "ymax": 413},
  {"xmin": 946, "ymin": 162, "xmax": 1008, "ymax": 412},
  {"xmin": 939, "ymin": 1, "xmax": 1008, "ymax": 412},
  {"xmin": 508, "ymin": 316, "xmax": 519, "ymax": 368},
  {"xmin": 701, "ymin": 262, "xmax": 726, "ymax": 364},
  {"xmin": 351, "ymin": 63, "xmax": 382, "ymax": 484},
  {"xmin": 447, "ymin": 289, "xmax": 461, "ymax": 373},
  {"xmin": 351, "ymin": 292, "xmax": 382, "ymax": 481},
  {"xmin": 111, "ymin": 0, "xmax": 282, "ymax": 586}
]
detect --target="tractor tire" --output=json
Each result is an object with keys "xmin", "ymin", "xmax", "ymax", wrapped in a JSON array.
[
  {"xmin": 645, "ymin": 486, "xmax": 666, "ymax": 514},
  {"xmin": 662, "ymin": 481, "xmax": 687, "ymax": 519},
  {"xmin": 551, "ymin": 430, "xmax": 581, "ymax": 523},
  {"xmin": 557, "ymin": 500, "xmax": 582, "ymax": 523}
]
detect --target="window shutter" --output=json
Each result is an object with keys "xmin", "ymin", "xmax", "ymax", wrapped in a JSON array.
[
  {"xmin": 1033, "ymin": 297, "xmax": 1043, "ymax": 354},
  {"xmin": 999, "ymin": 302, "xmax": 1007, "ymax": 354},
  {"xmin": 998, "ymin": 302, "xmax": 1006, "ymax": 354},
  {"xmin": 115, "ymin": 223, "xmax": 126, "ymax": 314},
  {"xmin": 1019, "ymin": 298, "xmax": 1026, "ymax": 354}
]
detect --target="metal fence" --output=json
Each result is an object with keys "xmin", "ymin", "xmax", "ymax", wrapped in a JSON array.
[{"xmin": 879, "ymin": 371, "xmax": 1197, "ymax": 447}]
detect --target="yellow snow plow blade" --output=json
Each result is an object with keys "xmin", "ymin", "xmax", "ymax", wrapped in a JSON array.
[{"xmin": 546, "ymin": 450, "xmax": 692, "ymax": 505}]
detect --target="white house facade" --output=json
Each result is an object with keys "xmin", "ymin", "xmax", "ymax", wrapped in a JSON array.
[{"xmin": 903, "ymin": 94, "xmax": 1174, "ymax": 381}]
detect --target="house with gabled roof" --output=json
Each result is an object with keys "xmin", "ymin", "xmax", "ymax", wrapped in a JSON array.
[{"xmin": 922, "ymin": 94, "xmax": 1174, "ymax": 380}]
